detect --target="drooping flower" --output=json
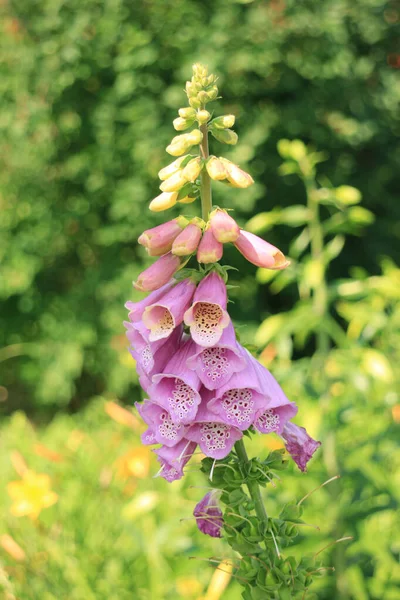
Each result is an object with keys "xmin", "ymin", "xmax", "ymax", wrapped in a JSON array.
[
  {"xmin": 158, "ymin": 155, "xmax": 189, "ymax": 180},
  {"xmin": 209, "ymin": 209, "xmax": 240, "ymax": 243},
  {"xmin": 186, "ymin": 322, "xmax": 246, "ymax": 390},
  {"xmin": 234, "ymin": 230, "xmax": 289, "ymax": 270},
  {"xmin": 138, "ymin": 399, "xmax": 189, "ymax": 447},
  {"xmin": 194, "ymin": 490, "xmax": 223, "ymax": 538},
  {"xmin": 149, "ymin": 191, "xmax": 179, "ymax": 212},
  {"xmin": 142, "ymin": 278, "xmax": 196, "ymax": 342},
  {"xmin": 125, "ymin": 322, "xmax": 183, "ymax": 379},
  {"xmin": 206, "ymin": 156, "xmax": 227, "ymax": 181},
  {"xmin": 197, "ymin": 228, "xmax": 223, "ymax": 264},
  {"xmin": 171, "ymin": 221, "xmax": 203, "ymax": 256},
  {"xmin": 184, "ymin": 272, "xmax": 230, "ymax": 347},
  {"xmin": 7, "ymin": 470, "xmax": 58, "ymax": 519},
  {"xmin": 134, "ymin": 253, "xmax": 181, "ymax": 292},
  {"xmin": 281, "ymin": 422, "xmax": 321, "ymax": 472},
  {"xmin": 149, "ymin": 339, "xmax": 202, "ymax": 424},
  {"xmin": 153, "ymin": 439, "xmax": 197, "ymax": 482},
  {"xmin": 138, "ymin": 218, "xmax": 188, "ymax": 257},
  {"xmin": 219, "ymin": 158, "xmax": 254, "ymax": 188},
  {"xmin": 186, "ymin": 402, "xmax": 243, "ymax": 459},
  {"xmin": 207, "ymin": 346, "xmax": 297, "ymax": 431},
  {"xmin": 125, "ymin": 280, "xmax": 176, "ymax": 324}
]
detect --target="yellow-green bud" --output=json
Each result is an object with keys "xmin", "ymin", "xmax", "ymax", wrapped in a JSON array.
[
  {"xmin": 178, "ymin": 107, "xmax": 196, "ymax": 119},
  {"xmin": 159, "ymin": 169, "xmax": 187, "ymax": 192},
  {"xmin": 182, "ymin": 157, "xmax": 202, "ymax": 182},
  {"xmin": 166, "ymin": 132, "xmax": 201, "ymax": 156},
  {"xmin": 185, "ymin": 81, "xmax": 197, "ymax": 97},
  {"xmin": 187, "ymin": 129, "xmax": 203, "ymax": 145},
  {"xmin": 196, "ymin": 110, "xmax": 211, "ymax": 124},
  {"xmin": 192, "ymin": 63, "xmax": 207, "ymax": 79},
  {"xmin": 197, "ymin": 90, "xmax": 209, "ymax": 104},
  {"xmin": 189, "ymin": 97, "xmax": 202, "ymax": 109},
  {"xmin": 206, "ymin": 87, "xmax": 218, "ymax": 101},
  {"xmin": 212, "ymin": 114, "xmax": 235, "ymax": 129},
  {"xmin": 220, "ymin": 158, "xmax": 254, "ymax": 188},
  {"xmin": 335, "ymin": 185, "xmax": 362, "ymax": 205},
  {"xmin": 149, "ymin": 191, "xmax": 178, "ymax": 212},
  {"xmin": 211, "ymin": 128, "xmax": 238, "ymax": 145},
  {"xmin": 178, "ymin": 195, "xmax": 197, "ymax": 204},
  {"xmin": 158, "ymin": 156, "xmax": 188, "ymax": 181},
  {"xmin": 173, "ymin": 116, "xmax": 194, "ymax": 131},
  {"xmin": 206, "ymin": 156, "xmax": 227, "ymax": 181}
]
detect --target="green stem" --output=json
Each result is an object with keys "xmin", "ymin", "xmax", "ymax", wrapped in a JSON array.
[
  {"xmin": 199, "ymin": 120, "xmax": 212, "ymax": 221},
  {"xmin": 235, "ymin": 439, "xmax": 268, "ymax": 522},
  {"xmin": 305, "ymin": 176, "xmax": 329, "ymax": 355}
]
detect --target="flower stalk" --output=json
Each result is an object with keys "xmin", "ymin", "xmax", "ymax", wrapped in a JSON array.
[{"xmin": 125, "ymin": 63, "xmax": 323, "ymax": 599}]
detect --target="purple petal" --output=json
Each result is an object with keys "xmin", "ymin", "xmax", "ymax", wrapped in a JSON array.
[
  {"xmin": 281, "ymin": 422, "xmax": 321, "ymax": 472},
  {"xmin": 154, "ymin": 439, "xmax": 197, "ymax": 482},
  {"xmin": 143, "ymin": 279, "xmax": 196, "ymax": 342},
  {"xmin": 194, "ymin": 490, "xmax": 223, "ymax": 538},
  {"xmin": 186, "ymin": 322, "xmax": 246, "ymax": 390}
]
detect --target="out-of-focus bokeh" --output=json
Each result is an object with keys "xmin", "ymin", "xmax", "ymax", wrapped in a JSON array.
[{"xmin": 0, "ymin": 0, "xmax": 399, "ymax": 598}]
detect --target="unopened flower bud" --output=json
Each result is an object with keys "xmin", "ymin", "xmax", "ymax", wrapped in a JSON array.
[
  {"xmin": 173, "ymin": 117, "xmax": 194, "ymax": 131},
  {"xmin": 197, "ymin": 228, "xmax": 223, "ymax": 264},
  {"xmin": 187, "ymin": 129, "xmax": 203, "ymax": 145},
  {"xmin": 234, "ymin": 230, "xmax": 289, "ymax": 270},
  {"xmin": 212, "ymin": 114, "xmax": 235, "ymax": 129},
  {"xmin": 172, "ymin": 221, "xmax": 203, "ymax": 256},
  {"xmin": 166, "ymin": 130, "xmax": 202, "ymax": 156},
  {"xmin": 149, "ymin": 191, "xmax": 178, "ymax": 212},
  {"xmin": 178, "ymin": 195, "xmax": 197, "ymax": 204},
  {"xmin": 189, "ymin": 97, "xmax": 201, "ymax": 109},
  {"xmin": 209, "ymin": 209, "xmax": 240, "ymax": 243},
  {"xmin": 178, "ymin": 107, "xmax": 196, "ymax": 119},
  {"xmin": 182, "ymin": 157, "xmax": 202, "ymax": 182},
  {"xmin": 197, "ymin": 90, "xmax": 209, "ymax": 104},
  {"xmin": 206, "ymin": 156, "xmax": 227, "ymax": 181},
  {"xmin": 211, "ymin": 128, "xmax": 238, "ymax": 145},
  {"xmin": 158, "ymin": 156, "xmax": 188, "ymax": 181},
  {"xmin": 138, "ymin": 217, "xmax": 188, "ymax": 256},
  {"xmin": 196, "ymin": 110, "xmax": 211, "ymax": 124},
  {"xmin": 134, "ymin": 253, "xmax": 181, "ymax": 292},
  {"xmin": 220, "ymin": 158, "xmax": 254, "ymax": 188},
  {"xmin": 206, "ymin": 87, "xmax": 218, "ymax": 101},
  {"xmin": 185, "ymin": 81, "xmax": 196, "ymax": 97},
  {"xmin": 160, "ymin": 169, "xmax": 187, "ymax": 193}
]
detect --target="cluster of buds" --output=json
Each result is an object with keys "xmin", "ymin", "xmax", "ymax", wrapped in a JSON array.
[
  {"xmin": 124, "ymin": 63, "xmax": 322, "ymax": 582},
  {"xmin": 136, "ymin": 209, "xmax": 288, "ymax": 289},
  {"xmin": 125, "ymin": 272, "xmax": 320, "ymax": 487}
]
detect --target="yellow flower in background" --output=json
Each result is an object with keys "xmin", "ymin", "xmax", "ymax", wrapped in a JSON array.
[
  {"xmin": 176, "ymin": 576, "xmax": 203, "ymax": 597},
  {"xmin": 115, "ymin": 447, "xmax": 151, "ymax": 480},
  {"xmin": 7, "ymin": 470, "xmax": 58, "ymax": 520},
  {"xmin": 201, "ymin": 560, "xmax": 234, "ymax": 600}
]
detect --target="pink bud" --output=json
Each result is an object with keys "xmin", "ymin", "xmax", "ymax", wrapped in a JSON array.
[
  {"xmin": 209, "ymin": 209, "xmax": 240, "ymax": 243},
  {"xmin": 197, "ymin": 228, "xmax": 223, "ymax": 264},
  {"xmin": 171, "ymin": 222, "xmax": 202, "ymax": 256},
  {"xmin": 234, "ymin": 230, "xmax": 289, "ymax": 270},
  {"xmin": 138, "ymin": 218, "xmax": 188, "ymax": 257},
  {"xmin": 134, "ymin": 253, "xmax": 181, "ymax": 292}
]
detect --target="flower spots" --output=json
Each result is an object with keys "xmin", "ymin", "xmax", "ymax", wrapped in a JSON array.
[
  {"xmin": 201, "ymin": 347, "xmax": 230, "ymax": 382},
  {"xmin": 159, "ymin": 411, "xmax": 182, "ymax": 441},
  {"xmin": 191, "ymin": 302, "xmax": 224, "ymax": 346},
  {"xmin": 255, "ymin": 409, "xmax": 280, "ymax": 433},
  {"xmin": 220, "ymin": 388, "xmax": 254, "ymax": 426},
  {"xmin": 168, "ymin": 379, "xmax": 197, "ymax": 422},
  {"xmin": 200, "ymin": 422, "xmax": 231, "ymax": 452}
]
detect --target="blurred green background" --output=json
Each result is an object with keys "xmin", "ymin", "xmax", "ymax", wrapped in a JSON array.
[{"xmin": 0, "ymin": 0, "xmax": 399, "ymax": 598}]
